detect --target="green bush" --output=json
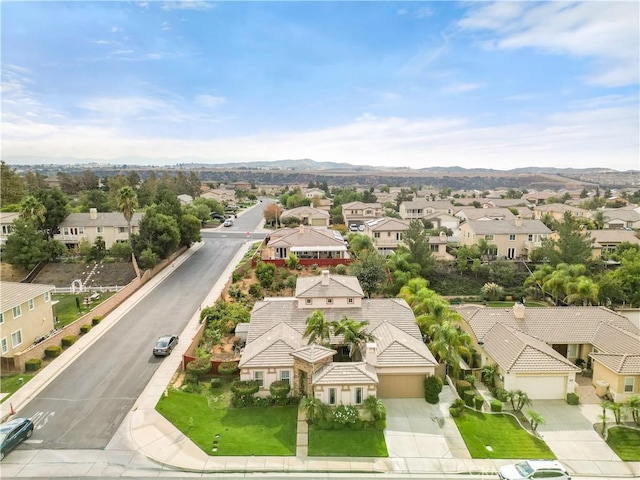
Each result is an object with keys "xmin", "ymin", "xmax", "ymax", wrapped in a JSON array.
[
  {"xmin": 495, "ymin": 387, "xmax": 508, "ymax": 402},
  {"xmin": 474, "ymin": 395, "xmax": 484, "ymax": 410},
  {"xmin": 230, "ymin": 380, "xmax": 260, "ymax": 396},
  {"xmin": 566, "ymin": 392, "xmax": 580, "ymax": 405},
  {"xmin": 464, "ymin": 374, "xmax": 477, "ymax": 385},
  {"xmin": 424, "ymin": 375, "xmax": 443, "ymax": 404},
  {"xmin": 449, "ymin": 399, "xmax": 466, "ymax": 418},
  {"xmin": 490, "ymin": 399, "xmax": 503, "ymax": 412},
  {"xmin": 374, "ymin": 418, "xmax": 387, "ymax": 430},
  {"xmin": 25, "ymin": 358, "xmax": 43, "ymax": 371},
  {"xmin": 248, "ymin": 283, "xmax": 263, "ymax": 299},
  {"xmin": 218, "ymin": 361, "xmax": 239, "ymax": 376},
  {"xmin": 80, "ymin": 324, "xmax": 92, "ymax": 334},
  {"xmin": 332, "ymin": 404, "xmax": 359, "ymax": 425},
  {"xmin": 464, "ymin": 389, "xmax": 475, "ymax": 407},
  {"xmin": 185, "ymin": 357, "xmax": 212, "ymax": 378},
  {"xmin": 92, "ymin": 316, "xmax": 102, "ymax": 326},
  {"xmin": 269, "ymin": 380, "xmax": 291, "ymax": 400},
  {"xmin": 61, "ymin": 335, "xmax": 78, "ymax": 347},
  {"xmin": 335, "ymin": 264, "xmax": 347, "ymax": 275},
  {"xmin": 210, "ymin": 377, "xmax": 223, "ymax": 389},
  {"xmin": 44, "ymin": 345, "xmax": 62, "ymax": 358},
  {"xmin": 456, "ymin": 379, "xmax": 472, "ymax": 397}
]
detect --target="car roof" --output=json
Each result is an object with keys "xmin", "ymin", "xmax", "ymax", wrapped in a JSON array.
[
  {"xmin": 157, "ymin": 335, "xmax": 175, "ymax": 341},
  {"xmin": 0, "ymin": 418, "xmax": 30, "ymax": 431},
  {"xmin": 527, "ymin": 460, "xmax": 566, "ymax": 470}
]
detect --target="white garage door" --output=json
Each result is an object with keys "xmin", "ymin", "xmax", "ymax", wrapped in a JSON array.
[{"xmin": 514, "ymin": 375, "xmax": 567, "ymax": 400}]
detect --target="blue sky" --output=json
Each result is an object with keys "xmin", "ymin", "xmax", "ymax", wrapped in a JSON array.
[{"xmin": 2, "ymin": 1, "xmax": 639, "ymax": 171}]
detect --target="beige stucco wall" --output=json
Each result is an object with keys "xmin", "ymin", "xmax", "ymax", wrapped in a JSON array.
[
  {"xmin": 240, "ymin": 367, "xmax": 294, "ymax": 398},
  {"xmin": 55, "ymin": 225, "xmax": 140, "ymax": 249},
  {"xmin": 592, "ymin": 361, "xmax": 640, "ymax": 402},
  {"xmin": 313, "ymin": 384, "xmax": 376, "ymax": 405},
  {"xmin": 297, "ymin": 296, "xmax": 362, "ymax": 309},
  {"xmin": 0, "ymin": 291, "xmax": 55, "ymax": 357}
]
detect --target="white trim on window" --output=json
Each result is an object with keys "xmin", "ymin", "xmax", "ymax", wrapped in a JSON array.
[
  {"xmin": 328, "ymin": 388, "xmax": 336, "ymax": 405},
  {"xmin": 1, "ymin": 337, "xmax": 7, "ymax": 354},
  {"xmin": 44, "ymin": 291, "xmax": 50, "ymax": 302},
  {"xmin": 12, "ymin": 305, "xmax": 22, "ymax": 319},
  {"xmin": 326, "ymin": 298, "xmax": 333, "ymax": 305},
  {"xmin": 11, "ymin": 330, "xmax": 23, "ymax": 348},
  {"xmin": 355, "ymin": 387, "xmax": 363, "ymax": 405},
  {"xmin": 305, "ymin": 298, "xmax": 312, "ymax": 305},
  {"xmin": 0, "ymin": 312, "xmax": 4, "ymax": 324},
  {"xmin": 347, "ymin": 298, "xmax": 354, "ymax": 304},
  {"xmin": 280, "ymin": 370, "xmax": 290, "ymax": 384},
  {"xmin": 624, "ymin": 377, "xmax": 635, "ymax": 393},
  {"xmin": 28, "ymin": 299, "xmax": 35, "ymax": 311},
  {"xmin": 253, "ymin": 371, "xmax": 264, "ymax": 388}
]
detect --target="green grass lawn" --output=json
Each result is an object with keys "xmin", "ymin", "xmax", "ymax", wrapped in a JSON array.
[
  {"xmin": 53, "ymin": 293, "xmax": 114, "ymax": 327},
  {"xmin": 606, "ymin": 426, "xmax": 640, "ymax": 461},
  {"xmin": 308, "ymin": 429, "xmax": 388, "ymax": 457},
  {"xmin": 156, "ymin": 388, "xmax": 298, "ymax": 456},
  {"xmin": 454, "ymin": 410, "xmax": 555, "ymax": 459},
  {"xmin": 0, "ymin": 373, "xmax": 35, "ymax": 403}
]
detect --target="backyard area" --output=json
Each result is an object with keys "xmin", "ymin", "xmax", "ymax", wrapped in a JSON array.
[
  {"xmin": 53, "ymin": 292, "xmax": 116, "ymax": 327},
  {"xmin": 308, "ymin": 429, "xmax": 388, "ymax": 457},
  {"xmin": 606, "ymin": 426, "xmax": 640, "ymax": 461},
  {"xmin": 453, "ymin": 410, "xmax": 556, "ymax": 459}
]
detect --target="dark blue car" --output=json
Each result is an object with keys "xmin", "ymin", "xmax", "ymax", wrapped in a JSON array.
[{"xmin": 0, "ymin": 417, "xmax": 34, "ymax": 461}]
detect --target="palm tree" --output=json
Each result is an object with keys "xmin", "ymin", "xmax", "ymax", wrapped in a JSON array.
[
  {"xmin": 427, "ymin": 320, "xmax": 472, "ymax": 377},
  {"xmin": 363, "ymin": 395, "xmax": 386, "ymax": 421},
  {"xmin": 332, "ymin": 317, "xmax": 375, "ymax": 361},
  {"xmin": 20, "ymin": 195, "xmax": 46, "ymax": 229},
  {"xmin": 303, "ymin": 310, "xmax": 331, "ymax": 346},
  {"xmin": 116, "ymin": 186, "xmax": 138, "ymax": 244},
  {"xmin": 592, "ymin": 211, "xmax": 606, "ymax": 230},
  {"xmin": 564, "ymin": 276, "xmax": 599, "ymax": 306},
  {"xmin": 300, "ymin": 396, "xmax": 327, "ymax": 425},
  {"xmin": 481, "ymin": 364, "xmax": 498, "ymax": 387},
  {"xmin": 624, "ymin": 395, "xmax": 640, "ymax": 425},
  {"xmin": 527, "ymin": 410, "xmax": 545, "ymax": 434}
]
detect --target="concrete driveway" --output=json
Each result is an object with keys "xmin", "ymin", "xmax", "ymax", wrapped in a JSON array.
[
  {"xmin": 384, "ymin": 386, "xmax": 470, "ymax": 459},
  {"xmin": 532, "ymin": 400, "xmax": 637, "ymax": 477}
]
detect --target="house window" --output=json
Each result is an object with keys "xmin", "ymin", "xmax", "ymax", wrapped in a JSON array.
[
  {"xmin": 347, "ymin": 298, "xmax": 354, "ymax": 304},
  {"xmin": 355, "ymin": 387, "xmax": 363, "ymax": 405},
  {"xmin": 11, "ymin": 330, "xmax": 22, "ymax": 348},
  {"xmin": 507, "ymin": 248, "xmax": 516, "ymax": 259},
  {"xmin": 485, "ymin": 234, "xmax": 494, "ymax": 241},
  {"xmin": 12, "ymin": 305, "xmax": 21, "ymax": 319},
  {"xmin": 365, "ymin": 209, "xmax": 373, "ymax": 215},
  {"xmin": 44, "ymin": 291, "xmax": 50, "ymax": 302},
  {"xmin": 280, "ymin": 370, "xmax": 290, "ymax": 384},
  {"xmin": 374, "ymin": 232, "xmax": 380, "ymax": 238},
  {"xmin": 328, "ymin": 388, "xmax": 336, "ymax": 405},
  {"xmin": 567, "ymin": 344, "xmax": 578, "ymax": 358},
  {"xmin": 624, "ymin": 377, "xmax": 635, "ymax": 393},
  {"xmin": 97, "ymin": 226, "xmax": 104, "ymax": 233},
  {"xmin": 326, "ymin": 298, "xmax": 333, "ymax": 305},
  {"xmin": 28, "ymin": 299, "xmax": 35, "ymax": 311},
  {"xmin": 0, "ymin": 313, "xmax": 3, "ymax": 324},
  {"xmin": 509, "ymin": 234, "xmax": 516, "ymax": 241},
  {"xmin": 253, "ymin": 371, "xmax": 264, "ymax": 388},
  {"xmin": 396, "ymin": 232, "xmax": 403, "ymax": 241},
  {"xmin": 305, "ymin": 298, "xmax": 312, "ymax": 305},
  {"xmin": 118, "ymin": 227, "xmax": 127, "ymax": 233},
  {"xmin": 1, "ymin": 337, "xmax": 7, "ymax": 354}
]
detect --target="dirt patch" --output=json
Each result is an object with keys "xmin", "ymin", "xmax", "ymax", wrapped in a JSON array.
[
  {"xmin": 34, "ymin": 262, "xmax": 137, "ymax": 288},
  {"xmin": 210, "ymin": 335, "xmax": 242, "ymax": 362},
  {"xmin": 0, "ymin": 262, "xmax": 30, "ymax": 282}
]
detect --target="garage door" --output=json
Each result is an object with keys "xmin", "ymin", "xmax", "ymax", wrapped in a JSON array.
[
  {"xmin": 377, "ymin": 374, "xmax": 425, "ymax": 398},
  {"xmin": 514, "ymin": 375, "xmax": 567, "ymax": 400}
]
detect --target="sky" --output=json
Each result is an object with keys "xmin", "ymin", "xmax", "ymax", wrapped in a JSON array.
[{"xmin": 1, "ymin": 1, "xmax": 639, "ymax": 171}]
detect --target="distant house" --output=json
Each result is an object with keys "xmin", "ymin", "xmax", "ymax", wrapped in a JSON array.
[
  {"xmin": 177, "ymin": 194, "xmax": 193, "ymax": 205},
  {"xmin": 54, "ymin": 209, "xmax": 143, "ymax": 249},
  {"xmin": 0, "ymin": 282, "xmax": 56, "ymax": 362},
  {"xmin": 201, "ymin": 189, "xmax": 236, "ymax": 204},
  {"xmin": 314, "ymin": 197, "xmax": 334, "ymax": 212},
  {"xmin": 238, "ymin": 271, "xmax": 438, "ymax": 402},
  {"xmin": 428, "ymin": 232, "xmax": 454, "ymax": 260},
  {"xmin": 482, "ymin": 199, "xmax": 528, "ymax": 209},
  {"xmin": 422, "ymin": 212, "xmax": 460, "ymax": 236},
  {"xmin": 260, "ymin": 226, "xmax": 349, "ymax": 265},
  {"xmin": 280, "ymin": 206, "xmax": 330, "ymax": 227},
  {"xmin": 589, "ymin": 230, "xmax": 640, "ymax": 258},
  {"xmin": 0, "ymin": 212, "xmax": 20, "ymax": 250},
  {"xmin": 455, "ymin": 207, "xmax": 516, "ymax": 222},
  {"xmin": 399, "ymin": 200, "xmax": 453, "ymax": 220},
  {"xmin": 533, "ymin": 204, "xmax": 592, "ymax": 222},
  {"xmin": 458, "ymin": 218, "xmax": 551, "ymax": 260},
  {"xmin": 363, "ymin": 217, "xmax": 410, "ymax": 255},
  {"xmin": 302, "ymin": 188, "xmax": 325, "ymax": 199},
  {"xmin": 227, "ymin": 181, "xmax": 252, "ymax": 191},
  {"xmin": 601, "ymin": 208, "xmax": 640, "ymax": 230},
  {"xmin": 341, "ymin": 202, "xmax": 383, "ymax": 227}
]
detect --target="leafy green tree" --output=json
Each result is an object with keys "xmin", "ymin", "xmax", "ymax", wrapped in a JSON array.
[
  {"xmin": 506, "ymin": 389, "xmax": 532, "ymax": 412},
  {"xmin": 3, "ymin": 218, "xmax": 48, "ymax": 269},
  {"xmin": 527, "ymin": 410, "xmax": 545, "ymax": 433},
  {"xmin": 350, "ymin": 250, "xmax": 387, "ymax": 297},
  {"xmin": 0, "ymin": 161, "xmax": 25, "ymax": 205},
  {"xmin": 20, "ymin": 195, "xmax": 46, "ymax": 229},
  {"xmin": 363, "ymin": 395, "xmax": 386, "ymax": 420},
  {"xmin": 134, "ymin": 207, "xmax": 180, "ymax": 259},
  {"xmin": 428, "ymin": 320, "xmax": 472, "ymax": 377},
  {"xmin": 45, "ymin": 239, "xmax": 67, "ymax": 261},
  {"xmin": 138, "ymin": 247, "xmax": 159, "ymax": 269},
  {"xmin": 332, "ymin": 317, "xmax": 375, "ymax": 360},
  {"xmin": 116, "ymin": 186, "xmax": 138, "ymax": 243},
  {"xmin": 624, "ymin": 395, "xmax": 640, "ymax": 425},
  {"xmin": 403, "ymin": 219, "xmax": 435, "ymax": 276},
  {"xmin": 23, "ymin": 170, "xmax": 47, "ymax": 193},
  {"xmin": 109, "ymin": 241, "xmax": 133, "ymax": 261},
  {"xmin": 540, "ymin": 212, "xmax": 592, "ymax": 266},
  {"xmin": 182, "ymin": 202, "xmax": 211, "ymax": 225},
  {"xmin": 179, "ymin": 214, "xmax": 202, "ymax": 247},
  {"xmin": 597, "ymin": 247, "xmax": 640, "ymax": 307},
  {"xmin": 34, "ymin": 188, "xmax": 69, "ymax": 239},
  {"xmin": 385, "ymin": 247, "xmax": 422, "ymax": 295},
  {"xmin": 347, "ymin": 233, "xmax": 375, "ymax": 257},
  {"xmin": 303, "ymin": 310, "xmax": 332, "ymax": 346},
  {"xmin": 79, "ymin": 189, "xmax": 111, "ymax": 212},
  {"xmin": 255, "ymin": 261, "xmax": 276, "ymax": 289}
]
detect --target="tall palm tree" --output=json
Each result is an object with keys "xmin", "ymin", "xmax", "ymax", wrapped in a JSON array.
[
  {"xmin": 332, "ymin": 317, "xmax": 375, "ymax": 361},
  {"xmin": 116, "ymin": 186, "xmax": 138, "ymax": 244},
  {"xmin": 565, "ymin": 276, "xmax": 599, "ymax": 306},
  {"xmin": 303, "ymin": 310, "xmax": 332, "ymax": 346},
  {"xmin": 428, "ymin": 320, "xmax": 472, "ymax": 377},
  {"xmin": 592, "ymin": 211, "xmax": 606, "ymax": 230},
  {"xmin": 20, "ymin": 195, "xmax": 46, "ymax": 230}
]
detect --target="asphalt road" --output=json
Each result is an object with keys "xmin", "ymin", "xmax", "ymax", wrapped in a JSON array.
[{"xmin": 17, "ymin": 202, "xmax": 268, "ymax": 450}]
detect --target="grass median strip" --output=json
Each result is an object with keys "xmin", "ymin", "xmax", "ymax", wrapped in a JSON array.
[{"xmin": 308, "ymin": 429, "xmax": 388, "ymax": 457}]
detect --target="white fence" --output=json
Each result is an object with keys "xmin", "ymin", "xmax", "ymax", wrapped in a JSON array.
[{"xmin": 52, "ymin": 285, "xmax": 124, "ymax": 294}]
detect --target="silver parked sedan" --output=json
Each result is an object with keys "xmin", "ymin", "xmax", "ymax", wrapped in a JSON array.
[{"xmin": 153, "ymin": 335, "xmax": 179, "ymax": 356}]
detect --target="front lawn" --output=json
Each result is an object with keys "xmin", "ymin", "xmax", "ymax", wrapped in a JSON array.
[
  {"xmin": 0, "ymin": 373, "xmax": 35, "ymax": 403},
  {"xmin": 454, "ymin": 410, "xmax": 555, "ymax": 459},
  {"xmin": 308, "ymin": 429, "xmax": 388, "ymax": 457},
  {"xmin": 53, "ymin": 293, "xmax": 115, "ymax": 327},
  {"xmin": 156, "ymin": 388, "xmax": 297, "ymax": 456},
  {"xmin": 606, "ymin": 426, "xmax": 640, "ymax": 461}
]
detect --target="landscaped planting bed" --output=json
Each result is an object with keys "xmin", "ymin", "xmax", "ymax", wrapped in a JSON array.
[{"xmin": 606, "ymin": 426, "xmax": 640, "ymax": 461}]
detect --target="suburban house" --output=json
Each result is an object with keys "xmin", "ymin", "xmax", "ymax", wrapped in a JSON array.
[
  {"xmin": 177, "ymin": 194, "xmax": 193, "ymax": 205},
  {"xmin": 341, "ymin": 202, "xmax": 383, "ymax": 227},
  {"xmin": 454, "ymin": 207, "xmax": 516, "ymax": 222},
  {"xmin": 422, "ymin": 212, "xmax": 460, "ymax": 237},
  {"xmin": 482, "ymin": 199, "xmax": 528, "ymax": 209},
  {"xmin": 201, "ymin": 189, "xmax": 237, "ymax": 204},
  {"xmin": 601, "ymin": 208, "xmax": 640, "ymax": 230},
  {"xmin": 280, "ymin": 206, "xmax": 330, "ymax": 227},
  {"xmin": 314, "ymin": 197, "xmax": 334, "ymax": 212},
  {"xmin": 589, "ymin": 230, "xmax": 640, "ymax": 259},
  {"xmin": 458, "ymin": 218, "xmax": 551, "ymax": 260},
  {"xmin": 362, "ymin": 217, "xmax": 410, "ymax": 256},
  {"xmin": 259, "ymin": 226, "xmax": 349, "ymax": 265},
  {"xmin": 456, "ymin": 304, "xmax": 640, "ymax": 401},
  {"xmin": 428, "ymin": 232, "xmax": 455, "ymax": 260},
  {"xmin": 373, "ymin": 191, "xmax": 397, "ymax": 205},
  {"xmin": 399, "ymin": 200, "xmax": 454, "ymax": 220},
  {"xmin": 533, "ymin": 204, "xmax": 592, "ymax": 222},
  {"xmin": 0, "ymin": 282, "xmax": 56, "ymax": 364},
  {"xmin": 54, "ymin": 209, "xmax": 144, "ymax": 249},
  {"xmin": 238, "ymin": 271, "xmax": 438, "ymax": 403},
  {"xmin": 302, "ymin": 188, "xmax": 326, "ymax": 199},
  {"xmin": 0, "ymin": 212, "xmax": 19, "ymax": 249}
]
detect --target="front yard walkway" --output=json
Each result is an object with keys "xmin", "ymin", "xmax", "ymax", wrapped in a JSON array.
[
  {"xmin": 575, "ymin": 374, "xmax": 601, "ymax": 404},
  {"xmin": 296, "ymin": 406, "xmax": 308, "ymax": 456}
]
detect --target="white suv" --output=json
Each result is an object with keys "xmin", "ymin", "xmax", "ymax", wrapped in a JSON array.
[{"xmin": 498, "ymin": 460, "xmax": 571, "ymax": 479}]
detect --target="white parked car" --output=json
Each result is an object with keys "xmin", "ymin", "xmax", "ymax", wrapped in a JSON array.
[{"xmin": 498, "ymin": 460, "xmax": 571, "ymax": 479}]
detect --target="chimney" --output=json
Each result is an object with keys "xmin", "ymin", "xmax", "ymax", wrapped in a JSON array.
[
  {"xmin": 321, "ymin": 270, "xmax": 330, "ymax": 286},
  {"xmin": 299, "ymin": 224, "xmax": 305, "ymax": 234},
  {"xmin": 90, "ymin": 208, "xmax": 98, "ymax": 220},
  {"xmin": 513, "ymin": 302, "xmax": 526, "ymax": 319},
  {"xmin": 439, "ymin": 231, "xmax": 447, "ymax": 241},
  {"xmin": 365, "ymin": 342, "xmax": 377, "ymax": 366},
  {"xmin": 515, "ymin": 215, "xmax": 522, "ymax": 227}
]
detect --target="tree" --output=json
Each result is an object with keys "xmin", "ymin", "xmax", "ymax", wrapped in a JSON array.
[
  {"xmin": 481, "ymin": 282, "xmax": 504, "ymax": 301},
  {"xmin": 107, "ymin": 175, "xmax": 130, "ymax": 207},
  {"xmin": 592, "ymin": 211, "xmax": 606, "ymax": 230},
  {"xmin": 403, "ymin": 219, "xmax": 434, "ymax": 276},
  {"xmin": 23, "ymin": 170, "xmax": 47, "ymax": 193},
  {"xmin": 3, "ymin": 218, "xmax": 48, "ymax": 270},
  {"xmin": 481, "ymin": 364, "xmax": 498, "ymax": 387},
  {"xmin": 116, "ymin": 186, "xmax": 138, "ymax": 243},
  {"xmin": 332, "ymin": 317, "xmax": 374, "ymax": 360},
  {"xmin": 424, "ymin": 375, "xmax": 443, "ymax": 404},
  {"xmin": 300, "ymin": 396, "xmax": 328, "ymax": 424},
  {"xmin": 506, "ymin": 389, "xmax": 532, "ymax": 412},
  {"xmin": 20, "ymin": 195, "xmax": 46, "ymax": 229},
  {"xmin": 34, "ymin": 188, "xmax": 69, "ymax": 238},
  {"xmin": 624, "ymin": 395, "xmax": 640, "ymax": 426},
  {"xmin": 0, "ymin": 161, "xmax": 25, "ymax": 205},
  {"xmin": 363, "ymin": 395, "xmax": 386, "ymax": 421},
  {"xmin": 255, "ymin": 261, "xmax": 276, "ymax": 289},
  {"xmin": 540, "ymin": 212, "xmax": 592, "ymax": 266},
  {"xmin": 350, "ymin": 250, "xmax": 387, "ymax": 297},
  {"xmin": 428, "ymin": 320, "xmax": 472, "ymax": 377},
  {"xmin": 346, "ymin": 233, "xmax": 375, "ymax": 258},
  {"xmin": 134, "ymin": 207, "xmax": 180, "ymax": 259},
  {"xmin": 597, "ymin": 247, "xmax": 640, "ymax": 307},
  {"xmin": 263, "ymin": 203, "xmax": 282, "ymax": 227},
  {"xmin": 303, "ymin": 310, "xmax": 332, "ymax": 346},
  {"xmin": 79, "ymin": 189, "xmax": 111, "ymax": 212},
  {"xmin": 179, "ymin": 214, "xmax": 202, "ymax": 247},
  {"xmin": 385, "ymin": 248, "xmax": 422, "ymax": 295},
  {"xmin": 527, "ymin": 410, "xmax": 545, "ymax": 434}
]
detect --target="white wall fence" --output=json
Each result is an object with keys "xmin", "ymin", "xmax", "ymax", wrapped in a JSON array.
[{"xmin": 52, "ymin": 285, "xmax": 124, "ymax": 294}]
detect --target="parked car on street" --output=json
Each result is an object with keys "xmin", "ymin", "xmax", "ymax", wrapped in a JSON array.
[
  {"xmin": 223, "ymin": 218, "xmax": 234, "ymax": 227},
  {"xmin": 0, "ymin": 417, "xmax": 34, "ymax": 461},
  {"xmin": 153, "ymin": 335, "xmax": 179, "ymax": 356},
  {"xmin": 498, "ymin": 460, "xmax": 571, "ymax": 479}
]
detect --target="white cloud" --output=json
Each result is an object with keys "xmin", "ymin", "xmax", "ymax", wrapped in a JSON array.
[
  {"xmin": 161, "ymin": 1, "xmax": 214, "ymax": 11},
  {"xmin": 111, "ymin": 26, "xmax": 123, "ymax": 33},
  {"xmin": 196, "ymin": 94, "xmax": 226, "ymax": 108},
  {"xmin": 79, "ymin": 96, "xmax": 170, "ymax": 117},
  {"xmin": 443, "ymin": 83, "xmax": 483, "ymax": 94},
  {"xmin": 459, "ymin": 1, "xmax": 640, "ymax": 87}
]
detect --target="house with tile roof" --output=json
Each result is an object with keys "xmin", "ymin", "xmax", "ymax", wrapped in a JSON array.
[
  {"xmin": 54, "ymin": 209, "xmax": 144, "ymax": 249},
  {"xmin": 238, "ymin": 271, "xmax": 438, "ymax": 403},
  {"xmin": 589, "ymin": 229, "xmax": 640, "ymax": 259},
  {"xmin": 533, "ymin": 203, "xmax": 592, "ymax": 222},
  {"xmin": 341, "ymin": 201, "xmax": 383, "ymax": 228},
  {"xmin": 363, "ymin": 217, "xmax": 409, "ymax": 255},
  {"xmin": 601, "ymin": 208, "xmax": 640, "ymax": 230},
  {"xmin": 260, "ymin": 226, "xmax": 349, "ymax": 265},
  {"xmin": 280, "ymin": 206, "xmax": 330, "ymax": 227},
  {"xmin": 398, "ymin": 200, "xmax": 454, "ymax": 220},
  {"xmin": 455, "ymin": 303, "xmax": 640, "ymax": 401},
  {"xmin": 454, "ymin": 207, "xmax": 516, "ymax": 222}
]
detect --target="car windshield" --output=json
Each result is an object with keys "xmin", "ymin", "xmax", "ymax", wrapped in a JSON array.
[
  {"xmin": 0, "ymin": 432, "xmax": 7, "ymax": 443},
  {"xmin": 156, "ymin": 340, "xmax": 169, "ymax": 348},
  {"xmin": 515, "ymin": 462, "xmax": 534, "ymax": 476}
]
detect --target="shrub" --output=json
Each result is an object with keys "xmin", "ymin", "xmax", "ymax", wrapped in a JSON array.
[
  {"xmin": 255, "ymin": 261, "xmax": 276, "ymax": 289},
  {"xmin": 490, "ymin": 400, "xmax": 503, "ymax": 412},
  {"xmin": 44, "ymin": 345, "xmax": 62, "ymax": 358},
  {"xmin": 449, "ymin": 399, "xmax": 466, "ymax": 418},
  {"xmin": 248, "ymin": 284, "xmax": 263, "ymax": 299},
  {"xmin": 464, "ymin": 389, "xmax": 475, "ymax": 407},
  {"xmin": 374, "ymin": 418, "xmax": 387, "ymax": 430},
  {"xmin": 91, "ymin": 316, "xmax": 102, "ymax": 326},
  {"xmin": 185, "ymin": 357, "xmax": 212, "ymax": 378},
  {"xmin": 464, "ymin": 374, "xmax": 477, "ymax": 386},
  {"xmin": 284, "ymin": 253, "xmax": 300, "ymax": 269},
  {"xmin": 80, "ymin": 324, "xmax": 92, "ymax": 334},
  {"xmin": 269, "ymin": 380, "xmax": 291, "ymax": 400},
  {"xmin": 566, "ymin": 392, "xmax": 580, "ymax": 405},
  {"xmin": 218, "ymin": 361, "xmax": 239, "ymax": 376},
  {"xmin": 230, "ymin": 380, "xmax": 260, "ymax": 396},
  {"xmin": 61, "ymin": 335, "xmax": 78, "ymax": 347},
  {"xmin": 335, "ymin": 264, "xmax": 347, "ymax": 275},
  {"xmin": 332, "ymin": 404, "xmax": 359, "ymax": 425},
  {"xmin": 232, "ymin": 271, "xmax": 242, "ymax": 283},
  {"xmin": 474, "ymin": 395, "xmax": 484, "ymax": 410},
  {"xmin": 25, "ymin": 358, "xmax": 43, "ymax": 371},
  {"xmin": 138, "ymin": 247, "xmax": 159, "ymax": 269},
  {"xmin": 456, "ymin": 380, "xmax": 472, "ymax": 397},
  {"xmin": 495, "ymin": 387, "xmax": 508, "ymax": 402},
  {"xmin": 210, "ymin": 377, "xmax": 223, "ymax": 389},
  {"xmin": 424, "ymin": 375, "xmax": 443, "ymax": 404},
  {"xmin": 109, "ymin": 241, "xmax": 132, "ymax": 261}
]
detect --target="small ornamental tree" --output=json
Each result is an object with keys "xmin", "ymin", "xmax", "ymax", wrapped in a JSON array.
[
  {"xmin": 424, "ymin": 375, "xmax": 443, "ymax": 404},
  {"xmin": 269, "ymin": 380, "xmax": 291, "ymax": 402},
  {"xmin": 218, "ymin": 361, "xmax": 239, "ymax": 376},
  {"xmin": 230, "ymin": 380, "xmax": 260, "ymax": 407},
  {"xmin": 300, "ymin": 396, "xmax": 328, "ymax": 425},
  {"xmin": 527, "ymin": 410, "xmax": 545, "ymax": 434},
  {"xmin": 186, "ymin": 357, "xmax": 212, "ymax": 379}
]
